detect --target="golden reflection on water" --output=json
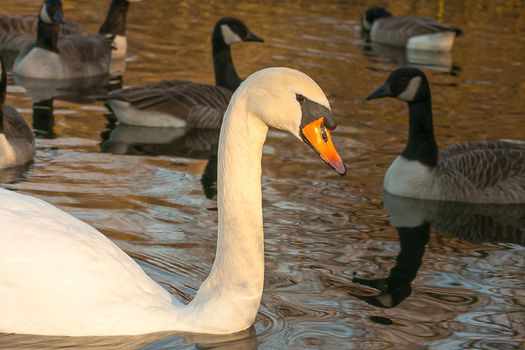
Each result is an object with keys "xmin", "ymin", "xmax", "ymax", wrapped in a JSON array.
[{"xmin": 0, "ymin": 0, "xmax": 524, "ymax": 349}]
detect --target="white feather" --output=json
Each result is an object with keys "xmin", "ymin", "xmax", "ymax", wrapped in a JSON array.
[
  {"xmin": 407, "ymin": 32, "xmax": 456, "ymax": 52},
  {"xmin": 384, "ymin": 156, "xmax": 435, "ymax": 199},
  {"xmin": 220, "ymin": 25, "xmax": 242, "ymax": 45},
  {"xmin": 39, "ymin": 3, "xmax": 53, "ymax": 24},
  {"xmin": 107, "ymin": 100, "xmax": 187, "ymax": 128}
]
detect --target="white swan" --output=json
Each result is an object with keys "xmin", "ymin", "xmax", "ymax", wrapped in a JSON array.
[{"xmin": 0, "ymin": 67, "xmax": 346, "ymax": 336}]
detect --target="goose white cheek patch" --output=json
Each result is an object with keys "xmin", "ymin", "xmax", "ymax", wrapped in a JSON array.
[
  {"xmin": 362, "ymin": 14, "xmax": 371, "ymax": 30},
  {"xmin": 40, "ymin": 3, "xmax": 53, "ymax": 24},
  {"xmin": 398, "ymin": 76, "xmax": 421, "ymax": 101},
  {"xmin": 221, "ymin": 25, "xmax": 242, "ymax": 45}
]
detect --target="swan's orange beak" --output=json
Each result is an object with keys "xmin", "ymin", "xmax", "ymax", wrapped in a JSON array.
[{"xmin": 300, "ymin": 117, "xmax": 346, "ymax": 176}]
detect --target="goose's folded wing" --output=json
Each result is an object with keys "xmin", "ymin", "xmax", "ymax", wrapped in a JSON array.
[
  {"xmin": 100, "ymin": 81, "xmax": 233, "ymax": 129},
  {"xmin": 374, "ymin": 16, "xmax": 462, "ymax": 46},
  {"xmin": 439, "ymin": 141, "xmax": 525, "ymax": 189},
  {"xmin": 2, "ymin": 105, "xmax": 34, "ymax": 143},
  {"xmin": 57, "ymin": 34, "xmax": 112, "ymax": 63}
]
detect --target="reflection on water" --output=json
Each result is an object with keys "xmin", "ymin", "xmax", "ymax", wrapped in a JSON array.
[
  {"xmin": 363, "ymin": 42, "xmax": 459, "ymax": 74},
  {"xmin": 1, "ymin": 0, "xmax": 525, "ymax": 349},
  {"xmin": 101, "ymin": 125, "xmax": 220, "ymax": 199},
  {"xmin": 352, "ymin": 193, "xmax": 525, "ymax": 309},
  {"xmin": 0, "ymin": 327, "xmax": 257, "ymax": 350}
]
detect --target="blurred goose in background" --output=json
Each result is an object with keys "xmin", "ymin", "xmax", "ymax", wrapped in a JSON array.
[
  {"xmin": 361, "ymin": 6, "xmax": 462, "ymax": 52},
  {"xmin": 0, "ymin": 59, "xmax": 35, "ymax": 169},
  {"xmin": 0, "ymin": 0, "xmax": 139, "ymax": 60},
  {"xmin": 13, "ymin": 0, "xmax": 112, "ymax": 80},
  {"xmin": 97, "ymin": 17, "xmax": 264, "ymax": 128},
  {"xmin": 351, "ymin": 192, "xmax": 525, "ymax": 309},
  {"xmin": 367, "ymin": 68, "xmax": 525, "ymax": 204},
  {"xmin": 0, "ymin": 67, "xmax": 346, "ymax": 336}
]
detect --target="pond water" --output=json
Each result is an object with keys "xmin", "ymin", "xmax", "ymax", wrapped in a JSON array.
[{"xmin": 1, "ymin": 0, "xmax": 524, "ymax": 349}]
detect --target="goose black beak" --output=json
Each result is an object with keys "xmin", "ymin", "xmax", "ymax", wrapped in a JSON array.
[
  {"xmin": 366, "ymin": 83, "xmax": 392, "ymax": 100},
  {"xmin": 53, "ymin": 9, "xmax": 65, "ymax": 24},
  {"xmin": 244, "ymin": 31, "xmax": 264, "ymax": 43},
  {"xmin": 301, "ymin": 117, "xmax": 346, "ymax": 176}
]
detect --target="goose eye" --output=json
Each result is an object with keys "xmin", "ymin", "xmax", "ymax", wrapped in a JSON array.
[{"xmin": 296, "ymin": 94, "xmax": 305, "ymax": 103}]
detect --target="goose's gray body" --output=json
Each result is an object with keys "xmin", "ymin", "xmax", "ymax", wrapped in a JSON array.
[
  {"xmin": 100, "ymin": 80, "xmax": 232, "ymax": 129},
  {"xmin": 14, "ymin": 34, "xmax": 112, "ymax": 79}
]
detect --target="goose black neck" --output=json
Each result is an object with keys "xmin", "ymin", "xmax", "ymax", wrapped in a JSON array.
[
  {"xmin": 401, "ymin": 97, "xmax": 438, "ymax": 167},
  {"xmin": 98, "ymin": 0, "xmax": 129, "ymax": 36},
  {"xmin": 212, "ymin": 29, "xmax": 242, "ymax": 91},
  {"xmin": 36, "ymin": 19, "xmax": 59, "ymax": 53}
]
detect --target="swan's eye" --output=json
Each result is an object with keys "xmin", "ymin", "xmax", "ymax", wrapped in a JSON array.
[{"xmin": 296, "ymin": 94, "xmax": 305, "ymax": 103}]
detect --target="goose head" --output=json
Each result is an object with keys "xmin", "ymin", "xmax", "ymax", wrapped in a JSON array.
[
  {"xmin": 366, "ymin": 68, "xmax": 430, "ymax": 103},
  {"xmin": 39, "ymin": 0, "xmax": 65, "ymax": 25},
  {"xmin": 238, "ymin": 67, "xmax": 346, "ymax": 175},
  {"xmin": 215, "ymin": 17, "xmax": 264, "ymax": 46},
  {"xmin": 361, "ymin": 6, "xmax": 392, "ymax": 31}
]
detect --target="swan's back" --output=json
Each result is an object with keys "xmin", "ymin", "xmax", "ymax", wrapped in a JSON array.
[{"xmin": 0, "ymin": 189, "xmax": 179, "ymax": 336}]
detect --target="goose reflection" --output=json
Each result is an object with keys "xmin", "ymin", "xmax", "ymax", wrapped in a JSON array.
[
  {"xmin": 0, "ymin": 326, "xmax": 257, "ymax": 350},
  {"xmin": 14, "ymin": 74, "xmax": 121, "ymax": 103},
  {"xmin": 351, "ymin": 192, "xmax": 525, "ymax": 308},
  {"xmin": 101, "ymin": 124, "xmax": 220, "ymax": 199},
  {"xmin": 363, "ymin": 42, "xmax": 459, "ymax": 74}
]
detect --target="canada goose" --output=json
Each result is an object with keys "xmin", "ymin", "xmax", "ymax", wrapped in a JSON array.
[
  {"xmin": 0, "ymin": 67, "xmax": 346, "ymax": 336},
  {"xmin": 0, "ymin": 59, "xmax": 35, "ymax": 169},
  {"xmin": 0, "ymin": 0, "xmax": 139, "ymax": 57},
  {"xmin": 367, "ymin": 68, "xmax": 525, "ymax": 204},
  {"xmin": 361, "ymin": 6, "xmax": 462, "ymax": 52},
  {"xmin": 97, "ymin": 17, "xmax": 263, "ymax": 128},
  {"xmin": 13, "ymin": 0, "xmax": 112, "ymax": 80}
]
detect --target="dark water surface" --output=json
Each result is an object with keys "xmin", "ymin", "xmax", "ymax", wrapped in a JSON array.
[{"xmin": 1, "ymin": 0, "xmax": 524, "ymax": 349}]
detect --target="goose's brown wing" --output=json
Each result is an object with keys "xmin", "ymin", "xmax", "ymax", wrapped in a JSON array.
[
  {"xmin": 373, "ymin": 16, "xmax": 462, "ymax": 46},
  {"xmin": 100, "ymin": 81, "xmax": 233, "ymax": 129},
  {"xmin": 2, "ymin": 105, "xmax": 34, "ymax": 143},
  {"xmin": 439, "ymin": 141, "xmax": 525, "ymax": 189}
]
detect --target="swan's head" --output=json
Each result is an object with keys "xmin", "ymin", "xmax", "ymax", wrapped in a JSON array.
[
  {"xmin": 366, "ymin": 68, "xmax": 430, "ymax": 103},
  {"xmin": 40, "ymin": 0, "xmax": 65, "ymax": 25},
  {"xmin": 214, "ymin": 17, "xmax": 264, "ymax": 46},
  {"xmin": 362, "ymin": 7, "xmax": 392, "ymax": 31},
  {"xmin": 240, "ymin": 67, "xmax": 346, "ymax": 175}
]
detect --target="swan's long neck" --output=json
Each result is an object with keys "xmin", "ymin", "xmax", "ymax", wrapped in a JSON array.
[
  {"xmin": 187, "ymin": 87, "xmax": 268, "ymax": 332},
  {"xmin": 0, "ymin": 62, "xmax": 6, "ymax": 132},
  {"xmin": 212, "ymin": 30, "xmax": 242, "ymax": 91},
  {"xmin": 98, "ymin": 0, "xmax": 130, "ymax": 36},
  {"xmin": 401, "ymin": 97, "xmax": 438, "ymax": 167}
]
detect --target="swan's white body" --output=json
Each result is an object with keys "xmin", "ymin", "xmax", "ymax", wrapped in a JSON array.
[{"xmin": 0, "ymin": 67, "xmax": 334, "ymax": 336}]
